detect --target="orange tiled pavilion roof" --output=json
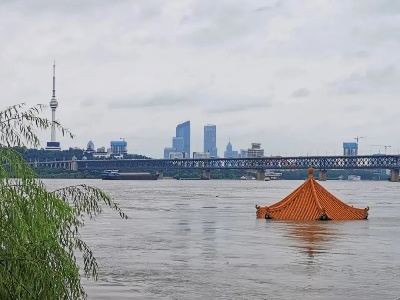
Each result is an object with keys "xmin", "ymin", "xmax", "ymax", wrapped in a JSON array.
[{"xmin": 255, "ymin": 168, "xmax": 369, "ymax": 220}]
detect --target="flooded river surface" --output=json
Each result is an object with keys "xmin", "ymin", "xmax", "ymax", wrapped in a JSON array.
[{"xmin": 43, "ymin": 179, "xmax": 400, "ymax": 300}]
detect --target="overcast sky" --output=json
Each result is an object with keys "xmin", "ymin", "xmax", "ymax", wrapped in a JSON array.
[{"xmin": 1, "ymin": 0, "xmax": 399, "ymax": 158}]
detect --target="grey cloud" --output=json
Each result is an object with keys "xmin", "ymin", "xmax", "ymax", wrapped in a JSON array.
[
  {"xmin": 275, "ymin": 68, "xmax": 305, "ymax": 79},
  {"xmin": 291, "ymin": 88, "xmax": 310, "ymax": 98},
  {"xmin": 328, "ymin": 65, "xmax": 398, "ymax": 95},
  {"xmin": 205, "ymin": 95, "xmax": 274, "ymax": 114},
  {"xmin": 81, "ymin": 98, "xmax": 95, "ymax": 107},
  {"xmin": 253, "ymin": 6, "xmax": 274, "ymax": 12},
  {"xmin": 342, "ymin": 105, "xmax": 362, "ymax": 113},
  {"xmin": 351, "ymin": 0, "xmax": 400, "ymax": 16},
  {"xmin": 109, "ymin": 91, "xmax": 191, "ymax": 109},
  {"xmin": 2, "ymin": 1, "xmax": 400, "ymax": 156},
  {"xmin": 351, "ymin": 23, "xmax": 400, "ymax": 45},
  {"xmin": 179, "ymin": 1, "xmax": 282, "ymax": 48},
  {"xmin": 342, "ymin": 50, "xmax": 369, "ymax": 61},
  {"xmin": 252, "ymin": 1, "xmax": 282, "ymax": 13},
  {"xmin": 5, "ymin": 0, "xmax": 130, "ymax": 15}
]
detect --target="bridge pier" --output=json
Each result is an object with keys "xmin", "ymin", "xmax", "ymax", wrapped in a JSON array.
[
  {"xmin": 256, "ymin": 170, "xmax": 265, "ymax": 181},
  {"xmin": 70, "ymin": 156, "xmax": 78, "ymax": 171},
  {"xmin": 318, "ymin": 170, "xmax": 327, "ymax": 181},
  {"xmin": 202, "ymin": 170, "xmax": 211, "ymax": 180},
  {"xmin": 390, "ymin": 169, "xmax": 399, "ymax": 182},
  {"xmin": 157, "ymin": 170, "xmax": 164, "ymax": 180}
]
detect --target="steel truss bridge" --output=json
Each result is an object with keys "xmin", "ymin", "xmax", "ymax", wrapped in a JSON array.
[{"xmin": 33, "ymin": 155, "xmax": 400, "ymax": 171}]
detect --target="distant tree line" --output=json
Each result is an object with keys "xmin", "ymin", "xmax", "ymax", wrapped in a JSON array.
[{"xmin": 13, "ymin": 147, "xmax": 150, "ymax": 162}]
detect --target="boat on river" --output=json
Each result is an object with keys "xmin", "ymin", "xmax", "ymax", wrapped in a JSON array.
[
  {"xmin": 348, "ymin": 175, "xmax": 361, "ymax": 181},
  {"xmin": 101, "ymin": 170, "xmax": 159, "ymax": 180}
]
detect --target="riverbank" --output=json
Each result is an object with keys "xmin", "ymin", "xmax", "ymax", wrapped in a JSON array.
[{"xmin": 33, "ymin": 167, "xmax": 389, "ymax": 180}]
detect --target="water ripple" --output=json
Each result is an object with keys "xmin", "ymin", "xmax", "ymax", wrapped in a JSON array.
[{"xmin": 42, "ymin": 179, "xmax": 400, "ymax": 300}]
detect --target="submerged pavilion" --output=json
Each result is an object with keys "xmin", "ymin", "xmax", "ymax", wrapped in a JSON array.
[{"xmin": 255, "ymin": 168, "xmax": 369, "ymax": 221}]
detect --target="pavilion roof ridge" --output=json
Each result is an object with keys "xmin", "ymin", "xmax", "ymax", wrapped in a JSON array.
[{"xmin": 256, "ymin": 168, "xmax": 369, "ymax": 221}]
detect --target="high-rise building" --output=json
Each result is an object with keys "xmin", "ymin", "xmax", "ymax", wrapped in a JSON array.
[
  {"xmin": 172, "ymin": 137, "xmax": 184, "ymax": 152},
  {"xmin": 204, "ymin": 124, "xmax": 217, "ymax": 157},
  {"xmin": 169, "ymin": 152, "xmax": 184, "ymax": 159},
  {"xmin": 248, "ymin": 143, "xmax": 264, "ymax": 158},
  {"xmin": 46, "ymin": 62, "xmax": 61, "ymax": 150},
  {"xmin": 224, "ymin": 141, "xmax": 238, "ymax": 158},
  {"xmin": 110, "ymin": 140, "xmax": 127, "ymax": 155},
  {"xmin": 193, "ymin": 152, "xmax": 211, "ymax": 159},
  {"xmin": 239, "ymin": 149, "xmax": 248, "ymax": 158},
  {"xmin": 343, "ymin": 142, "xmax": 358, "ymax": 156},
  {"xmin": 164, "ymin": 147, "xmax": 175, "ymax": 159},
  {"xmin": 176, "ymin": 121, "xmax": 190, "ymax": 156}
]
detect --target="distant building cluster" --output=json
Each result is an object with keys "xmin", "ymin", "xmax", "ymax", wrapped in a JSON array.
[
  {"xmin": 164, "ymin": 121, "xmax": 191, "ymax": 159},
  {"xmin": 84, "ymin": 140, "xmax": 128, "ymax": 159},
  {"xmin": 162, "ymin": 120, "xmax": 263, "ymax": 159}
]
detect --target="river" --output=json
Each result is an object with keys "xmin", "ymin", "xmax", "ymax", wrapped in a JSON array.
[{"xmin": 42, "ymin": 179, "xmax": 400, "ymax": 300}]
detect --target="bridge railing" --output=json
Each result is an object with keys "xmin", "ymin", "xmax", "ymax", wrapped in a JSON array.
[{"xmin": 61, "ymin": 155, "xmax": 400, "ymax": 171}]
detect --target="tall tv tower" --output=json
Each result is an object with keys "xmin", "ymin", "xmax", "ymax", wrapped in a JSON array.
[{"xmin": 46, "ymin": 62, "xmax": 61, "ymax": 150}]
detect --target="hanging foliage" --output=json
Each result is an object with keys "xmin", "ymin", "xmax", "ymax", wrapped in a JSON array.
[{"xmin": 0, "ymin": 103, "xmax": 128, "ymax": 299}]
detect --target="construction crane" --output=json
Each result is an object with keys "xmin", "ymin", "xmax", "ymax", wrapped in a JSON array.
[
  {"xmin": 370, "ymin": 144, "xmax": 391, "ymax": 155},
  {"xmin": 354, "ymin": 136, "xmax": 366, "ymax": 143}
]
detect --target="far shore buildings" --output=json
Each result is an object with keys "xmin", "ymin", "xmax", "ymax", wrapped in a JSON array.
[
  {"xmin": 204, "ymin": 124, "xmax": 217, "ymax": 158},
  {"xmin": 343, "ymin": 142, "xmax": 358, "ymax": 156},
  {"xmin": 248, "ymin": 143, "xmax": 264, "ymax": 158},
  {"xmin": 176, "ymin": 121, "xmax": 190, "ymax": 156},
  {"xmin": 164, "ymin": 121, "xmax": 191, "ymax": 159},
  {"xmin": 239, "ymin": 149, "xmax": 248, "ymax": 158},
  {"xmin": 93, "ymin": 147, "xmax": 109, "ymax": 158},
  {"xmin": 84, "ymin": 140, "xmax": 127, "ymax": 158},
  {"xmin": 193, "ymin": 152, "xmax": 211, "ymax": 159},
  {"xmin": 224, "ymin": 141, "xmax": 238, "ymax": 158},
  {"xmin": 85, "ymin": 141, "xmax": 95, "ymax": 154},
  {"xmin": 110, "ymin": 140, "xmax": 127, "ymax": 155}
]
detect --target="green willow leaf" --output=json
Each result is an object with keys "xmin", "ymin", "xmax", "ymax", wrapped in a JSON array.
[{"xmin": 0, "ymin": 103, "xmax": 127, "ymax": 299}]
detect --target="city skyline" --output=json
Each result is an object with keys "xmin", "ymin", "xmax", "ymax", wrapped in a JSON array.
[{"xmin": 1, "ymin": 1, "xmax": 399, "ymax": 157}]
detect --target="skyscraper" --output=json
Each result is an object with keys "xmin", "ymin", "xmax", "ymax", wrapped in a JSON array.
[
  {"xmin": 172, "ymin": 137, "xmax": 184, "ymax": 152},
  {"xmin": 176, "ymin": 121, "xmax": 190, "ymax": 156},
  {"xmin": 204, "ymin": 124, "xmax": 217, "ymax": 157},
  {"xmin": 224, "ymin": 141, "xmax": 238, "ymax": 158},
  {"xmin": 46, "ymin": 62, "xmax": 61, "ymax": 150}
]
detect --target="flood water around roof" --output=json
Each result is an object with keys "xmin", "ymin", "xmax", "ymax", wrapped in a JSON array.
[{"xmin": 44, "ymin": 179, "xmax": 400, "ymax": 300}]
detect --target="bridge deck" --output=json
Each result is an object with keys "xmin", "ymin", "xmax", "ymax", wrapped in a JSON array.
[{"xmin": 31, "ymin": 155, "xmax": 400, "ymax": 171}]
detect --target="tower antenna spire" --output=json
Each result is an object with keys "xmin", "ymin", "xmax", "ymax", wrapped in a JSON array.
[
  {"xmin": 46, "ymin": 61, "xmax": 60, "ymax": 150},
  {"xmin": 52, "ymin": 61, "xmax": 56, "ymax": 99}
]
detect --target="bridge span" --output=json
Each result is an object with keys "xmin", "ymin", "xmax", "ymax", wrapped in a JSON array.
[{"xmin": 30, "ymin": 155, "xmax": 400, "ymax": 182}]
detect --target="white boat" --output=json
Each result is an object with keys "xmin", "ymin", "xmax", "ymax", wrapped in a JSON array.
[{"xmin": 348, "ymin": 175, "xmax": 361, "ymax": 181}]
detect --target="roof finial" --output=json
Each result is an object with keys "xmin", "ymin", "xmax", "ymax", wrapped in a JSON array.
[{"xmin": 308, "ymin": 167, "xmax": 314, "ymax": 176}]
